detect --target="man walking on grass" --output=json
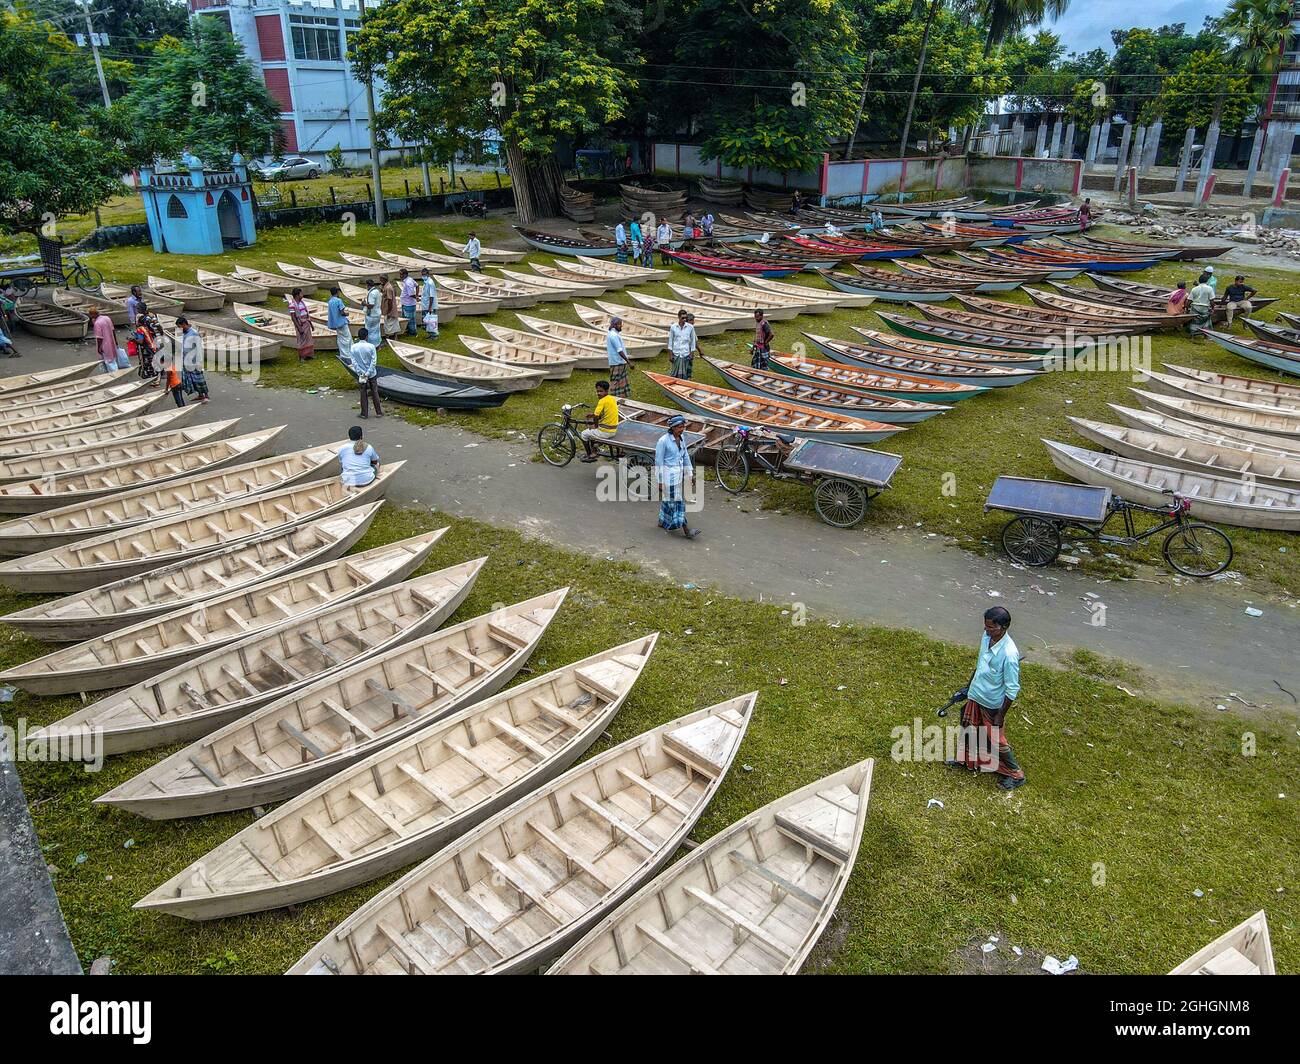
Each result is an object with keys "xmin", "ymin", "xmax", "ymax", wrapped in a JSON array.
[{"xmin": 948, "ymin": 606, "xmax": 1026, "ymax": 790}]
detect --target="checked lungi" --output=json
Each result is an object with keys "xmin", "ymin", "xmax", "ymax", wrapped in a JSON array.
[
  {"xmin": 957, "ymin": 699, "xmax": 1025, "ymax": 780},
  {"xmin": 608, "ymin": 361, "xmax": 631, "ymax": 397},
  {"xmin": 658, "ymin": 484, "xmax": 688, "ymax": 530}
]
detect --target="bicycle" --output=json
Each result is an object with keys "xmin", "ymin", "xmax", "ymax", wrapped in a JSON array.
[
  {"xmin": 33, "ymin": 237, "xmax": 103, "ymax": 294},
  {"xmin": 537, "ymin": 404, "xmax": 604, "ymax": 466},
  {"xmin": 452, "ymin": 197, "xmax": 487, "ymax": 219}
]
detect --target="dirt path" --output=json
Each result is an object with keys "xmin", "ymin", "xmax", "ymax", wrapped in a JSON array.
[{"xmin": 10, "ymin": 332, "xmax": 1300, "ymax": 713}]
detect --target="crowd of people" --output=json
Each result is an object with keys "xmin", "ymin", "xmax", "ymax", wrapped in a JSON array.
[{"xmin": 1165, "ymin": 266, "xmax": 1258, "ymax": 337}]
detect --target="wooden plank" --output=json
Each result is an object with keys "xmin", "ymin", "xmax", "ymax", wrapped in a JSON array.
[
  {"xmin": 397, "ymin": 761, "xmax": 461, "ymax": 813},
  {"xmin": 682, "ymin": 885, "xmax": 789, "ymax": 958},
  {"xmin": 635, "ymin": 920, "xmax": 719, "ymax": 974},
  {"xmin": 616, "ymin": 766, "xmax": 690, "ymax": 814},
  {"xmin": 349, "ymin": 788, "xmax": 411, "ymax": 838},
  {"xmin": 278, "ymin": 718, "xmax": 327, "ymax": 759},
  {"xmin": 573, "ymin": 792, "xmax": 657, "ymax": 852},
  {"xmin": 726, "ymin": 849, "xmax": 824, "ymax": 908},
  {"xmin": 430, "ymin": 885, "xmax": 507, "ymax": 956},
  {"xmin": 527, "ymin": 818, "xmax": 617, "ymax": 890},
  {"xmin": 488, "ymin": 716, "xmax": 551, "ymax": 760},
  {"xmin": 477, "ymin": 850, "xmax": 568, "ymax": 923},
  {"xmin": 321, "ymin": 697, "xmax": 376, "ymax": 740}
]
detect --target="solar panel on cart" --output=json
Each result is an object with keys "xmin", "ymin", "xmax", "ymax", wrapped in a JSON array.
[
  {"xmin": 783, "ymin": 439, "xmax": 903, "ymax": 486},
  {"xmin": 985, "ymin": 475, "xmax": 1111, "ymax": 524},
  {"xmin": 607, "ymin": 421, "xmax": 706, "ymax": 455}
]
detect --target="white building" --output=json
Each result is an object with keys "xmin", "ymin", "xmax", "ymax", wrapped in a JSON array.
[{"xmin": 190, "ymin": 0, "xmax": 404, "ymax": 164}]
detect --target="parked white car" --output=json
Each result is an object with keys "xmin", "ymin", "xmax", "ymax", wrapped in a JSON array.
[{"xmin": 255, "ymin": 156, "xmax": 322, "ymax": 181}]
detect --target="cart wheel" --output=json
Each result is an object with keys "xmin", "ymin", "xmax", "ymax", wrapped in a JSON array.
[
  {"xmin": 813, "ymin": 478, "xmax": 867, "ymax": 528},
  {"xmin": 1001, "ymin": 516, "xmax": 1061, "ymax": 566},
  {"xmin": 714, "ymin": 440, "xmax": 750, "ymax": 493},
  {"xmin": 537, "ymin": 424, "xmax": 576, "ymax": 467},
  {"xmin": 1162, "ymin": 523, "xmax": 1232, "ymax": 577},
  {"xmin": 71, "ymin": 264, "xmax": 104, "ymax": 292}
]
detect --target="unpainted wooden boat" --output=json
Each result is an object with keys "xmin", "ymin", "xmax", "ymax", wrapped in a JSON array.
[
  {"xmin": 136, "ymin": 633, "xmax": 656, "ymax": 919},
  {"xmin": 0, "ymin": 362, "xmax": 99, "ymax": 400},
  {"xmin": 646, "ymin": 372, "xmax": 901, "ymax": 444},
  {"xmin": 1170, "ymin": 911, "xmax": 1274, "ymax": 975},
  {"xmin": 194, "ymin": 269, "xmax": 269, "ymax": 304},
  {"xmin": 1163, "ymin": 361, "xmax": 1300, "ymax": 403},
  {"xmin": 337, "ymin": 252, "xmax": 407, "ymax": 275},
  {"xmin": 512, "ymin": 314, "xmax": 662, "ymax": 358},
  {"xmin": 28, "ymin": 554, "xmax": 482, "ymax": 757},
  {"xmin": 1, "ymin": 502, "xmax": 382, "ymax": 643},
  {"xmin": 550, "ymin": 257, "xmax": 670, "ymax": 285},
  {"xmin": 152, "ymin": 314, "xmax": 285, "ymax": 364},
  {"xmin": 300, "ymin": 296, "xmax": 364, "ymax": 330},
  {"xmin": 1205, "ymin": 328, "xmax": 1300, "ymax": 378},
  {"xmin": 0, "ymin": 406, "xmax": 200, "ymax": 459},
  {"xmin": 231, "ymin": 266, "xmax": 299, "ymax": 296},
  {"xmin": 99, "ymin": 282, "xmax": 186, "ymax": 315},
  {"xmin": 742, "ymin": 274, "xmax": 875, "ymax": 308},
  {"xmin": 573, "ymin": 305, "xmax": 664, "ymax": 342},
  {"xmin": 481, "ymin": 324, "xmax": 612, "ymax": 369},
  {"xmin": 458, "ymin": 336, "xmax": 579, "ymax": 380},
  {"xmin": 372, "ymin": 250, "xmax": 458, "ymax": 275},
  {"xmin": 287, "ymin": 693, "xmax": 753, "ymax": 974},
  {"xmin": 895, "ymin": 259, "xmax": 1023, "ymax": 292},
  {"xmin": 389, "ymin": 341, "xmax": 545, "ymax": 393},
  {"xmin": 815, "ymin": 270, "xmax": 962, "ymax": 303},
  {"xmin": 0, "ymin": 393, "xmax": 169, "ymax": 445},
  {"xmin": 1069, "ymin": 417, "xmax": 1300, "ymax": 489},
  {"xmin": 0, "ymin": 463, "xmax": 402, "ymax": 593},
  {"xmin": 14, "ymin": 299, "xmax": 88, "ymax": 340},
  {"xmin": 551, "ymin": 757, "xmax": 873, "ymax": 974},
  {"xmin": 308, "ymin": 257, "xmax": 374, "ymax": 283},
  {"xmin": 490, "ymin": 267, "xmax": 604, "ymax": 299},
  {"xmin": 0, "ymin": 438, "xmax": 339, "ymax": 552},
  {"xmin": 276, "ymin": 261, "xmax": 351, "ymax": 286},
  {"xmin": 146, "ymin": 275, "xmax": 225, "ymax": 312},
  {"xmin": 459, "ymin": 271, "xmax": 566, "ymax": 305},
  {"xmin": 407, "ymin": 247, "xmax": 477, "ymax": 268},
  {"xmin": 664, "ymin": 282, "xmax": 797, "ymax": 320},
  {"xmin": 0, "ymin": 378, "xmax": 151, "ymax": 425},
  {"xmin": 592, "ymin": 299, "xmax": 729, "ymax": 337},
  {"xmin": 334, "ymin": 281, "xmax": 456, "ymax": 324},
  {"xmin": 1044, "ymin": 439, "xmax": 1300, "ymax": 530},
  {"xmin": 0, "ymin": 366, "xmax": 137, "ymax": 411},
  {"xmin": 438, "ymin": 274, "xmax": 536, "ymax": 310},
  {"xmin": 770, "ymin": 352, "xmax": 985, "ymax": 402},
  {"xmin": 705, "ymin": 357, "xmax": 947, "ymax": 424},
  {"xmin": 804, "ymin": 334, "xmax": 1036, "ymax": 387},
  {"xmin": 0, "ymin": 425, "xmax": 285, "ymax": 516},
  {"xmin": 915, "ymin": 302, "xmax": 1143, "ymax": 341},
  {"xmin": 232, "ymin": 302, "xmax": 337, "ymax": 350},
  {"xmin": 617, "ymin": 399, "xmax": 776, "ymax": 465},
  {"xmin": 1024, "ymin": 285, "xmax": 1187, "ymax": 324},
  {"xmin": 513, "ymin": 227, "xmax": 618, "ymax": 257},
  {"xmin": 50, "ymin": 288, "xmax": 129, "ymax": 326},
  {"xmin": 1145, "ymin": 370, "xmax": 1300, "ymax": 418},
  {"xmin": 626, "ymin": 291, "xmax": 750, "ymax": 328},
  {"xmin": 703, "ymin": 277, "xmax": 835, "ymax": 315},
  {"xmin": 1132, "ymin": 389, "xmax": 1300, "ymax": 442},
  {"xmin": 1108, "ymin": 403, "xmax": 1300, "ymax": 460},
  {"xmin": 439, "ymin": 236, "xmax": 525, "ymax": 263},
  {"xmin": 97, "ymin": 588, "xmax": 567, "ymax": 818},
  {"xmin": 875, "ymin": 310, "xmax": 1061, "ymax": 356},
  {"xmin": 0, "ymin": 529, "xmax": 446, "ymax": 696}
]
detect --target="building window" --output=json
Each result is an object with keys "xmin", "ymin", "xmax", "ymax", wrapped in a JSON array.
[
  {"xmin": 166, "ymin": 195, "xmax": 188, "ymax": 219},
  {"xmin": 290, "ymin": 15, "xmax": 341, "ymax": 62}
]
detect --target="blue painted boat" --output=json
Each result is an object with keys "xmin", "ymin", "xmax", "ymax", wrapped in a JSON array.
[{"xmin": 1205, "ymin": 329, "xmax": 1300, "ymax": 378}]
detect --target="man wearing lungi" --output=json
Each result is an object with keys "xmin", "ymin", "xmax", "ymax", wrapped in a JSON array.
[{"xmin": 949, "ymin": 606, "xmax": 1026, "ymax": 790}]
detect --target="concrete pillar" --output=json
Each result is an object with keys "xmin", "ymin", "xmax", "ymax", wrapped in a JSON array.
[
  {"xmin": 1049, "ymin": 118, "xmax": 1063, "ymax": 157},
  {"xmin": 1098, "ymin": 119, "xmax": 1112, "ymax": 167},
  {"xmin": 1084, "ymin": 123, "xmax": 1100, "ymax": 171},
  {"xmin": 1112, "ymin": 123, "xmax": 1132, "ymax": 192},
  {"xmin": 1127, "ymin": 166, "xmax": 1138, "ymax": 210},
  {"xmin": 1274, "ymin": 167, "xmax": 1291, "ymax": 206},
  {"xmin": 1174, "ymin": 127, "xmax": 1196, "ymax": 193},
  {"xmin": 1131, "ymin": 126, "xmax": 1147, "ymax": 179},
  {"xmin": 1064, "ymin": 121, "xmax": 1077, "ymax": 159},
  {"xmin": 1242, "ymin": 126, "xmax": 1265, "ymax": 199},
  {"xmin": 1194, "ymin": 117, "xmax": 1221, "ymax": 204},
  {"xmin": 1034, "ymin": 121, "xmax": 1048, "ymax": 158},
  {"xmin": 1142, "ymin": 119, "xmax": 1162, "ymax": 172},
  {"xmin": 1012, "ymin": 119, "xmax": 1025, "ymax": 156}
]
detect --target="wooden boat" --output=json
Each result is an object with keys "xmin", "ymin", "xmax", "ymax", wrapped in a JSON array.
[
  {"xmin": 287, "ymin": 694, "xmax": 753, "ymax": 974},
  {"xmin": 1205, "ymin": 328, "xmax": 1300, "ymax": 378},
  {"xmin": 510, "ymin": 315, "xmax": 662, "ymax": 358},
  {"xmin": 276, "ymin": 261, "xmax": 353, "ymax": 286},
  {"xmin": 1, "ymin": 502, "xmax": 382, "ymax": 643},
  {"xmin": 0, "ymin": 530, "xmax": 447, "ymax": 696},
  {"xmin": 136, "ymin": 633, "xmax": 656, "ymax": 919},
  {"xmin": 0, "ymin": 464, "xmax": 401, "ymax": 594},
  {"xmin": 703, "ymin": 277, "xmax": 835, "ymax": 315},
  {"xmin": 803, "ymin": 334, "xmax": 1035, "ymax": 387},
  {"xmin": 0, "ymin": 393, "xmax": 169, "ymax": 446},
  {"xmin": 14, "ymin": 299, "xmax": 87, "ymax": 340},
  {"xmin": 0, "ymin": 366, "xmax": 138, "ymax": 411},
  {"xmin": 481, "ymin": 324, "xmax": 611, "ymax": 370},
  {"xmin": 232, "ymin": 302, "xmax": 337, "ymax": 350},
  {"xmin": 573, "ymin": 305, "xmax": 665, "ymax": 342},
  {"xmin": 50, "ymin": 288, "xmax": 130, "ymax": 326},
  {"xmin": 28, "ymin": 554, "xmax": 480, "ymax": 760},
  {"xmin": 333, "ymin": 353, "xmax": 509, "ymax": 412},
  {"xmin": 505, "ymin": 266, "xmax": 611, "ymax": 296},
  {"xmin": 1162, "ymin": 361, "xmax": 1300, "ymax": 402},
  {"xmin": 704, "ymin": 357, "xmax": 947, "ymax": 424},
  {"xmin": 389, "ymin": 341, "xmax": 545, "ymax": 393},
  {"xmin": 100, "ymin": 282, "xmax": 186, "ymax": 315},
  {"xmin": 513, "ymin": 227, "xmax": 618, "ymax": 257},
  {"xmin": 98, "ymin": 588, "xmax": 566, "ymax": 819},
  {"xmin": 1145, "ymin": 370, "xmax": 1300, "ymax": 419},
  {"xmin": 336, "ymin": 281, "xmax": 458, "ymax": 323},
  {"xmin": 646, "ymin": 372, "xmax": 901, "ymax": 444},
  {"xmin": 1044, "ymin": 439, "xmax": 1300, "ymax": 530},
  {"xmin": 372, "ymin": 250, "xmax": 458, "ymax": 275},
  {"xmin": 617, "ymin": 399, "xmax": 783, "ymax": 465},
  {"xmin": 626, "ymin": 290, "xmax": 749, "ymax": 328},
  {"xmin": 1108, "ymin": 404, "xmax": 1300, "ymax": 461},
  {"xmin": 458, "ymin": 335, "xmax": 579, "ymax": 380},
  {"xmin": 231, "ymin": 266, "xmax": 299, "ymax": 296},
  {"xmin": 0, "ymin": 425, "xmax": 284, "ymax": 516},
  {"xmin": 1086, "ymin": 273, "xmax": 1280, "ymax": 316},
  {"xmin": 589, "ymin": 301, "xmax": 717, "ymax": 338},
  {"xmin": 301, "ymin": 296, "xmax": 364, "ymax": 330},
  {"xmin": 1075, "ymin": 236, "xmax": 1232, "ymax": 263},
  {"xmin": 816, "ymin": 270, "xmax": 963, "ymax": 303},
  {"xmin": 194, "ymin": 269, "xmax": 269, "ymax": 304},
  {"xmin": 698, "ymin": 176, "xmax": 744, "ymax": 205},
  {"xmin": 0, "ymin": 439, "xmax": 340, "ymax": 553},
  {"xmin": 468, "ymin": 270, "xmax": 594, "ymax": 303},
  {"xmin": 1170, "ymin": 911, "xmax": 1274, "ymax": 975},
  {"xmin": 549, "ymin": 257, "xmax": 670, "ymax": 285},
  {"xmin": 0, "ymin": 378, "xmax": 151, "ymax": 425},
  {"xmin": 439, "ymin": 236, "xmax": 525, "ymax": 263},
  {"xmin": 742, "ymin": 275, "xmax": 873, "ymax": 308},
  {"xmin": 0, "ymin": 405, "xmax": 200, "ymax": 459},
  {"xmin": 664, "ymin": 249, "xmax": 801, "ymax": 279},
  {"xmin": 1242, "ymin": 318, "xmax": 1300, "ymax": 347},
  {"xmin": 1024, "ymin": 286, "xmax": 1188, "ymax": 325},
  {"xmin": 439, "ymin": 274, "xmax": 538, "ymax": 310},
  {"xmin": 874, "ymin": 311, "xmax": 1060, "ymax": 356},
  {"xmin": 560, "ymin": 184, "xmax": 596, "ymax": 222},
  {"xmin": 895, "ymin": 259, "xmax": 1024, "ymax": 292},
  {"xmin": 950, "ymin": 251, "xmax": 1060, "ymax": 282},
  {"xmin": 1069, "ymin": 417, "xmax": 1300, "ymax": 489},
  {"xmin": 551, "ymin": 757, "xmax": 872, "ymax": 974},
  {"xmin": 337, "ymin": 252, "xmax": 410, "ymax": 275},
  {"xmin": 1132, "ymin": 388, "xmax": 1300, "ymax": 442},
  {"xmin": 664, "ymin": 282, "xmax": 798, "ymax": 320},
  {"xmin": 969, "ymin": 250, "xmax": 1084, "ymax": 279},
  {"xmin": 849, "ymin": 326, "xmax": 1050, "ymax": 370},
  {"xmin": 0, "ymin": 362, "xmax": 99, "ymax": 401},
  {"xmin": 951, "ymin": 293, "xmax": 1163, "ymax": 333},
  {"xmin": 145, "ymin": 276, "xmax": 226, "ymax": 312},
  {"xmin": 770, "ymin": 352, "xmax": 985, "ymax": 402},
  {"xmin": 152, "ymin": 314, "xmax": 285, "ymax": 364},
  {"xmin": 917, "ymin": 302, "xmax": 1147, "ymax": 340},
  {"xmin": 308, "ymin": 257, "xmax": 374, "ymax": 283}
]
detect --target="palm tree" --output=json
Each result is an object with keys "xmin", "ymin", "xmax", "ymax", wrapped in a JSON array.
[
  {"xmin": 980, "ymin": 0, "xmax": 1073, "ymax": 56},
  {"xmin": 898, "ymin": 0, "xmax": 944, "ymax": 163},
  {"xmin": 1222, "ymin": 0, "xmax": 1293, "ymax": 85}
]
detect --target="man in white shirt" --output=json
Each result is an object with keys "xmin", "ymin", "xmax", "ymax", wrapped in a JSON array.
[
  {"xmin": 1188, "ymin": 278, "xmax": 1215, "ymax": 338},
  {"xmin": 338, "ymin": 425, "xmax": 380, "ymax": 489},
  {"xmin": 656, "ymin": 220, "xmax": 673, "ymax": 265},
  {"xmin": 464, "ymin": 233, "xmax": 482, "ymax": 271},
  {"xmin": 349, "ymin": 327, "xmax": 384, "ymax": 418},
  {"xmin": 667, "ymin": 309, "xmax": 698, "ymax": 379},
  {"xmin": 419, "ymin": 269, "xmax": 439, "ymax": 338}
]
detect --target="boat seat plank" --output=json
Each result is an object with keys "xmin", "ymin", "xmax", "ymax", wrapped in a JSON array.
[
  {"xmin": 303, "ymin": 816, "xmax": 353, "ymax": 861},
  {"xmin": 301, "ymin": 633, "xmax": 345, "ymax": 665},
  {"xmin": 322, "ymin": 697, "xmax": 376, "ymax": 740},
  {"xmin": 187, "ymin": 756, "xmax": 223, "ymax": 788},
  {"xmin": 444, "ymin": 740, "xmax": 509, "ymax": 785},
  {"xmin": 1194, "ymin": 946, "xmax": 1261, "ymax": 976},
  {"xmin": 366, "ymin": 678, "xmax": 416, "ymax": 717},
  {"xmin": 278, "ymin": 719, "xmax": 328, "ymax": 759},
  {"xmin": 635, "ymin": 920, "xmax": 720, "ymax": 974},
  {"xmin": 681, "ymin": 885, "xmax": 790, "ymax": 959},
  {"xmin": 616, "ymin": 766, "xmax": 691, "ymax": 814},
  {"xmin": 232, "ymin": 742, "xmax": 280, "ymax": 776},
  {"xmin": 663, "ymin": 714, "xmax": 740, "ymax": 777},
  {"xmin": 263, "ymin": 650, "xmax": 307, "ymax": 681},
  {"xmin": 526, "ymin": 818, "xmax": 618, "ymax": 890},
  {"xmin": 376, "ymin": 921, "xmax": 436, "ymax": 974},
  {"xmin": 573, "ymin": 792, "xmax": 657, "ymax": 852},
  {"xmin": 348, "ymin": 789, "xmax": 412, "ymax": 839},
  {"xmin": 397, "ymin": 761, "xmax": 461, "ymax": 813},
  {"xmin": 222, "ymin": 665, "xmax": 260, "ymax": 697},
  {"xmin": 726, "ymin": 850, "xmax": 824, "ymax": 908},
  {"xmin": 773, "ymin": 785, "xmax": 858, "ymax": 862},
  {"xmin": 449, "ymin": 645, "xmax": 492, "ymax": 673},
  {"xmin": 531, "ymin": 696, "xmax": 586, "ymax": 730},
  {"xmin": 488, "ymin": 716, "xmax": 551, "ymax": 760},
  {"xmin": 430, "ymin": 885, "xmax": 507, "ymax": 956},
  {"xmin": 478, "ymin": 850, "xmax": 568, "ymax": 923}
]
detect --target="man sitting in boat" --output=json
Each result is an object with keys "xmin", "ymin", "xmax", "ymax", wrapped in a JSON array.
[
  {"xmin": 579, "ymin": 380, "xmax": 619, "ymax": 463},
  {"xmin": 1222, "ymin": 275, "xmax": 1257, "ymax": 329}
]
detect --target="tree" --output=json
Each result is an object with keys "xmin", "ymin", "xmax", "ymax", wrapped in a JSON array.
[
  {"xmin": 119, "ymin": 19, "xmax": 282, "ymax": 166},
  {"xmin": 978, "ymin": 0, "xmax": 1071, "ymax": 56},
  {"xmin": 1146, "ymin": 50, "xmax": 1253, "ymax": 132},
  {"xmin": 350, "ymin": 0, "xmax": 633, "ymax": 224},
  {"xmin": 0, "ymin": 9, "xmax": 138, "ymax": 237},
  {"xmin": 1220, "ymin": 0, "xmax": 1293, "ymax": 113}
]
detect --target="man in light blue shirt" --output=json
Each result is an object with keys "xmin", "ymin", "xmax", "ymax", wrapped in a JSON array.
[
  {"xmin": 326, "ymin": 286, "xmax": 351, "ymax": 357},
  {"xmin": 605, "ymin": 317, "xmax": 630, "ymax": 397},
  {"xmin": 654, "ymin": 414, "xmax": 699, "ymax": 539},
  {"xmin": 348, "ymin": 327, "xmax": 383, "ymax": 419},
  {"xmin": 949, "ymin": 606, "xmax": 1026, "ymax": 789},
  {"xmin": 613, "ymin": 220, "xmax": 628, "ymax": 263}
]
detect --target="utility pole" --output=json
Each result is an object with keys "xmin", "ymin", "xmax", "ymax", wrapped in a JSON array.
[
  {"xmin": 357, "ymin": 0, "xmax": 385, "ymax": 226},
  {"xmin": 80, "ymin": 3, "xmax": 112, "ymax": 107},
  {"xmin": 844, "ymin": 50, "xmax": 876, "ymax": 161}
]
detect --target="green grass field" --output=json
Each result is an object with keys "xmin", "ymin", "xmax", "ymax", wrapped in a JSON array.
[
  {"xmin": 7, "ymin": 507, "xmax": 1297, "ymax": 974},
  {"xmin": 75, "ymin": 214, "xmax": 1300, "ymax": 597}
]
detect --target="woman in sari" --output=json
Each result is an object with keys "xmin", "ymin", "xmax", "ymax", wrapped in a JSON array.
[
  {"xmin": 380, "ymin": 275, "xmax": 400, "ymax": 339},
  {"xmin": 363, "ymin": 279, "xmax": 384, "ymax": 347},
  {"xmin": 286, "ymin": 288, "xmax": 316, "ymax": 361},
  {"xmin": 132, "ymin": 303, "xmax": 161, "ymax": 384},
  {"xmin": 1166, "ymin": 281, "xmax": 1189, "ymax": 316}
]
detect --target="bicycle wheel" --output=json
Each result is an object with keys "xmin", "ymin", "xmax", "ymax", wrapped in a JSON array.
[
  {"xmin": 813, "ymin": 477, "xmax": 867, "ymax": 528},
  {"xmin": 1000, "ymin": 516, "xmax": 1061, "ymax": 567},
  {"xmin": 537, "ymin": 424, "xmax": 576, "ymax": 467},
  {"xmin": 714, "ymin": 440, "xmax": 750, "ymax": 493},
  {"xmin": 71, "ymin": 264, "xmax": 104, "ymax": 292},
  {"xmin": 1163, "ymin": 523, "xmax": 1232, "ymax": 577}
]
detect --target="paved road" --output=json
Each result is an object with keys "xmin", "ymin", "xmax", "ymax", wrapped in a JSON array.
[{"xmin": 8, "ymin": 329, "xmax": 1299, "ymax": 712}]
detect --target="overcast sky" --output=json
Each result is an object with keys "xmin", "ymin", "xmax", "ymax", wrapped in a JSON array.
[{"xmin": 1036, "ymin": 1, "xmax": 1223, "ymax": 55}]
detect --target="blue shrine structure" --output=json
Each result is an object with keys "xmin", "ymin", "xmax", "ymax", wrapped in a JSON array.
[{"xmin": 138, "ymin": 153, "xmax": 258, "ymax": 256}]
